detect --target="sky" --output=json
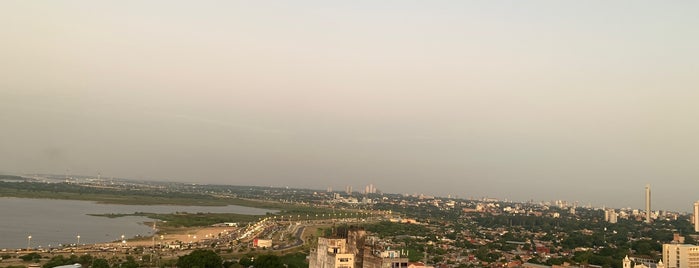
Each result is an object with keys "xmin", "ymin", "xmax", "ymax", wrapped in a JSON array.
[{"xmin": 1, "ymin": 1, "xmax": 698, "ymax": 212}]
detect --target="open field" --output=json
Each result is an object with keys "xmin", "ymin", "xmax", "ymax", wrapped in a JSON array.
[
  {"xmin": 126, "ymin": 226, "xmax": 237, "ymax": 246},
  {"xmin": 0, "ymin": 181, "xmax": 330, "ymax": 214},
  {"xmin": 0, "ymin": 182, "xmax": 280, "ymax": 207}
]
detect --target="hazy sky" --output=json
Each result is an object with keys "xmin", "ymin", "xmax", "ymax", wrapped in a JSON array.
[{"xmin": 2, "ymin": 1, "xmax": 698, "ymax": 212}]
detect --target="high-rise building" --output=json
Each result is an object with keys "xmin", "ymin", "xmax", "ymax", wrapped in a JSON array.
[
  {"xmin": 605, "ymin": 209, "xmax": 618, "ymax": 224},
  {"xmin": 663, "ymin": 244, "xmax": 699, "ymax": 268},
  {"xmin": 694, "ymin": 201, "xmax": 699, "ymax": 233},
  {"xmin": 609, "ymin": 211, "xmax": 618, "ymax": 224},
  {"xmin": 646, "ymin": 184, "xmax": 651, "ymax": 223},
  {"xmin": 364, "ymin": 184, "xmax": 376, "ymax": 194},
  {"xmin": 346, "ymin": 186, "xmax": 353, "ymax": 195}
]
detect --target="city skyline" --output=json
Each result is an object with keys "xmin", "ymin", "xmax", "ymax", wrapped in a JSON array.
[
  {"xmin": 2, "ymin": 1, "xmax": 699, "ymax": 212},
  {"xmin": 15, "ymin": 172, "xmax": 699, "ymax": 214}
]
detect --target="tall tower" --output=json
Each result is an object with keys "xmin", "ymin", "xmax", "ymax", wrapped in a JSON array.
[
  {"xmin": 645, "ymin": 184, "xmax": 651, "ymax": 223},
  {"xmin": 694, "ymin": 201, "xmax": 699, "ymax": 232}
]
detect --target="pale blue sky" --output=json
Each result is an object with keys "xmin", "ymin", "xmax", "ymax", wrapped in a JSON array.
[{"xmin": 1, "ymin": 1, "xmax": 698, "ymax": 211}]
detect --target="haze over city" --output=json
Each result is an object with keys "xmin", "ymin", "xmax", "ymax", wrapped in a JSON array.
[{"xmin": 2, "ymin": 1, "xmax": 698, "ymax": 212}]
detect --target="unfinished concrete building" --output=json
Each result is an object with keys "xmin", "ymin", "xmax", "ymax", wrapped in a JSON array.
[
  {"xmin": 309, "ymin": 227, "xmax": 408, "ymax": 268},
  {"xmin": 362, "ymin": 249, "xmax": 409, "ymax": 268},
  {"xmin": 309, "ymin": 237, "xmax": 356, "ymax": 268}
]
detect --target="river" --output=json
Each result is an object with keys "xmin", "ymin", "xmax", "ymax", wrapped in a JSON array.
[{"xmin": 0, "ymin": 197, "xmax": 275, "ymax": 249}]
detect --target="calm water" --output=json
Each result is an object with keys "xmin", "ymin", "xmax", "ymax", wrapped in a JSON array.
[{"xmin": 0, "ymin": 197, "xmax": 274, "ymax": 249}]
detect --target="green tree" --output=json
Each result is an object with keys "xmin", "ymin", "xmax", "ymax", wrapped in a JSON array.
[
  {"xmin": 253, "ymin": 255, "xmax": 283, "ymax": 268},
  {"xmin": 78, "ymin": 254, "xmax": 94, "ymax": 267},
  {"xmin": 278, "ymin": 253, "xmax": 308, "ymax": 268},
  {"xmin": 176, "ymin": 249, "xmax": 222, "ymax": 268},
  {"xmin": 19, "ymin": 253, "xmax": 41, "ymax": 262},
  {"xmin": 222, "ymin": 260, "xmax": 240, "ymax": 268},
  {"xmin": 121, "ymin": 256, "xmax": 138, "ymax": 268},
  {"xmin": 239, "ymin": 256, "xmax": 253, "ymax": 267},
  {"xmin": 43, "ymin": 255, "xmax": 79, "ymax": 268},
  {"xmin": 92, "ymin": 259, "xmax": 109, "ymax": 268}
]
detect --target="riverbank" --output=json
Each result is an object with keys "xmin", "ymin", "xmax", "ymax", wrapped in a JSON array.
[{"xmin": 0, "ymin": 197, "xmax": 277, "ymax": 250}]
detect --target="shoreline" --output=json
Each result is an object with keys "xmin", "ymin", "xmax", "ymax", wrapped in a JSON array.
[
  {"xmin": 0, "ymin": 197, "xmax": 279, "ymax": 250},
  {"xmin": 4, "ymin": 225, "xmax": 239, "ymax": 252}
]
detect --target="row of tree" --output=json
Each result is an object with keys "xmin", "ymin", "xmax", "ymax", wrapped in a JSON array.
[{"xmin": 14, "ymin": 250, "xmax": 305, "ymax": 268}]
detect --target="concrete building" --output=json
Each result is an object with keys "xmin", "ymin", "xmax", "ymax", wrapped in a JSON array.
[
  {"xmin": 672, "ymin": 234, "xmax": 685, "ymax": 244},
  {"xmin": 694, "ymin": 201, "xmax": 699, "ymax": 232},
  {"xmin": 309, "ymin": 237, "xmax": 355, "ymax": 268},
  {"xmin": 646, "ymin": 184, "xmax": 652, "ymax": 223},
  {"xmin": 363, "ymin": 249, "xmax": 409, "ymax": 268},
  {"xmin": 309, "ymin": 228, "xmax": 366, "ymax": 268},
  {"xmin": 605, "ymin": 209, "xmax": 618, "ymax": 224},
  {"xmin": 624, "ymin": 255, "xmax": 664, "ymax": 268},
  {"xmin": 347, "ymin": 229, "xmax": 367, "ymax": 268},
  {"xmin": 310, "ymin": 228, "xmax": 411, "ymax": 268},
  {"xmin": 408, "ymin": 262, "xmax": 434, "ymax": 268},
  {"xmin": 253, "ymin": 238, "xmax": 272, "ymax": 248},
  {"xmin": 662, "ymin": 244, "xmax": 699, "ymax": 268},
  {"xmin": 365, "ymin": 184, "xmax": 377, "ymax": 194}
]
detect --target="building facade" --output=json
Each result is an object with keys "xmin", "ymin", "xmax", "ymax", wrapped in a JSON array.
[
  {"xmin": 663, "ymin": 244, "xmax": 699, "ymax": 268},
  {"xmin": 646, "ymin": 184, "xmax": 652, "ymax": 223},
  {"xmin": 309, "ymin": 237, "xmax": 355, "ymax": 268},
  {"xmin": 605, "ymin": 209, "xmax": 618, "ymax": 224},
  {"xmin": 624, "ymin": 255, "xmax": 664, "ymax": 268},
  {"xmin": 253, "ymin": 238, "xmax": 272, "ymax": 248},
  {"xmin": 363, "ymin": 249, "xmax": 409, "ymax": 268},
  {"xmin": 309, "ymin": 229, "xmax": 409, "ymax": 268}
]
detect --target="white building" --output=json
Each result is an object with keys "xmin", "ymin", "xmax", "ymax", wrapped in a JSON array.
[
  {"xmin": 662, "ymin": 244, "xmax": 699, "ymax": 268},
  {"xmin": 645, "ymin": 184, "xmax": 652, "ymax": 223},
  {"xmin": 624, "ymin": 255, "xmax": 664, "ymax": 268},
  {"xmin": 253, "ymin": 238, "xmax": 272, "ymax": 248},
  {"xmin": 53, "ymin": 265, "xmax": 82, "ymax": 268},
  {"xmin": 605, "ymin": 209, "xmax": 618, "ymax": 224}
]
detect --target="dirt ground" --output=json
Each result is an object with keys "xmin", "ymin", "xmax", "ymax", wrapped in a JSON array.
[{"xmin": 126, "ymin": 226, "xmax": 237, "ymax": 246}]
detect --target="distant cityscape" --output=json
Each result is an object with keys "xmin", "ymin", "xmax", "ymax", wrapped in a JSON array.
[{"xmin": 3, "ymin": 174, "xmax": 699, "ymax": 268}]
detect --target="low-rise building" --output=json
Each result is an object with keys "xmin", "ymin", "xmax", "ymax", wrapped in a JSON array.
[{"xmin": 253, "ymin": 238, "xmax": 272, "ymax": 248}]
